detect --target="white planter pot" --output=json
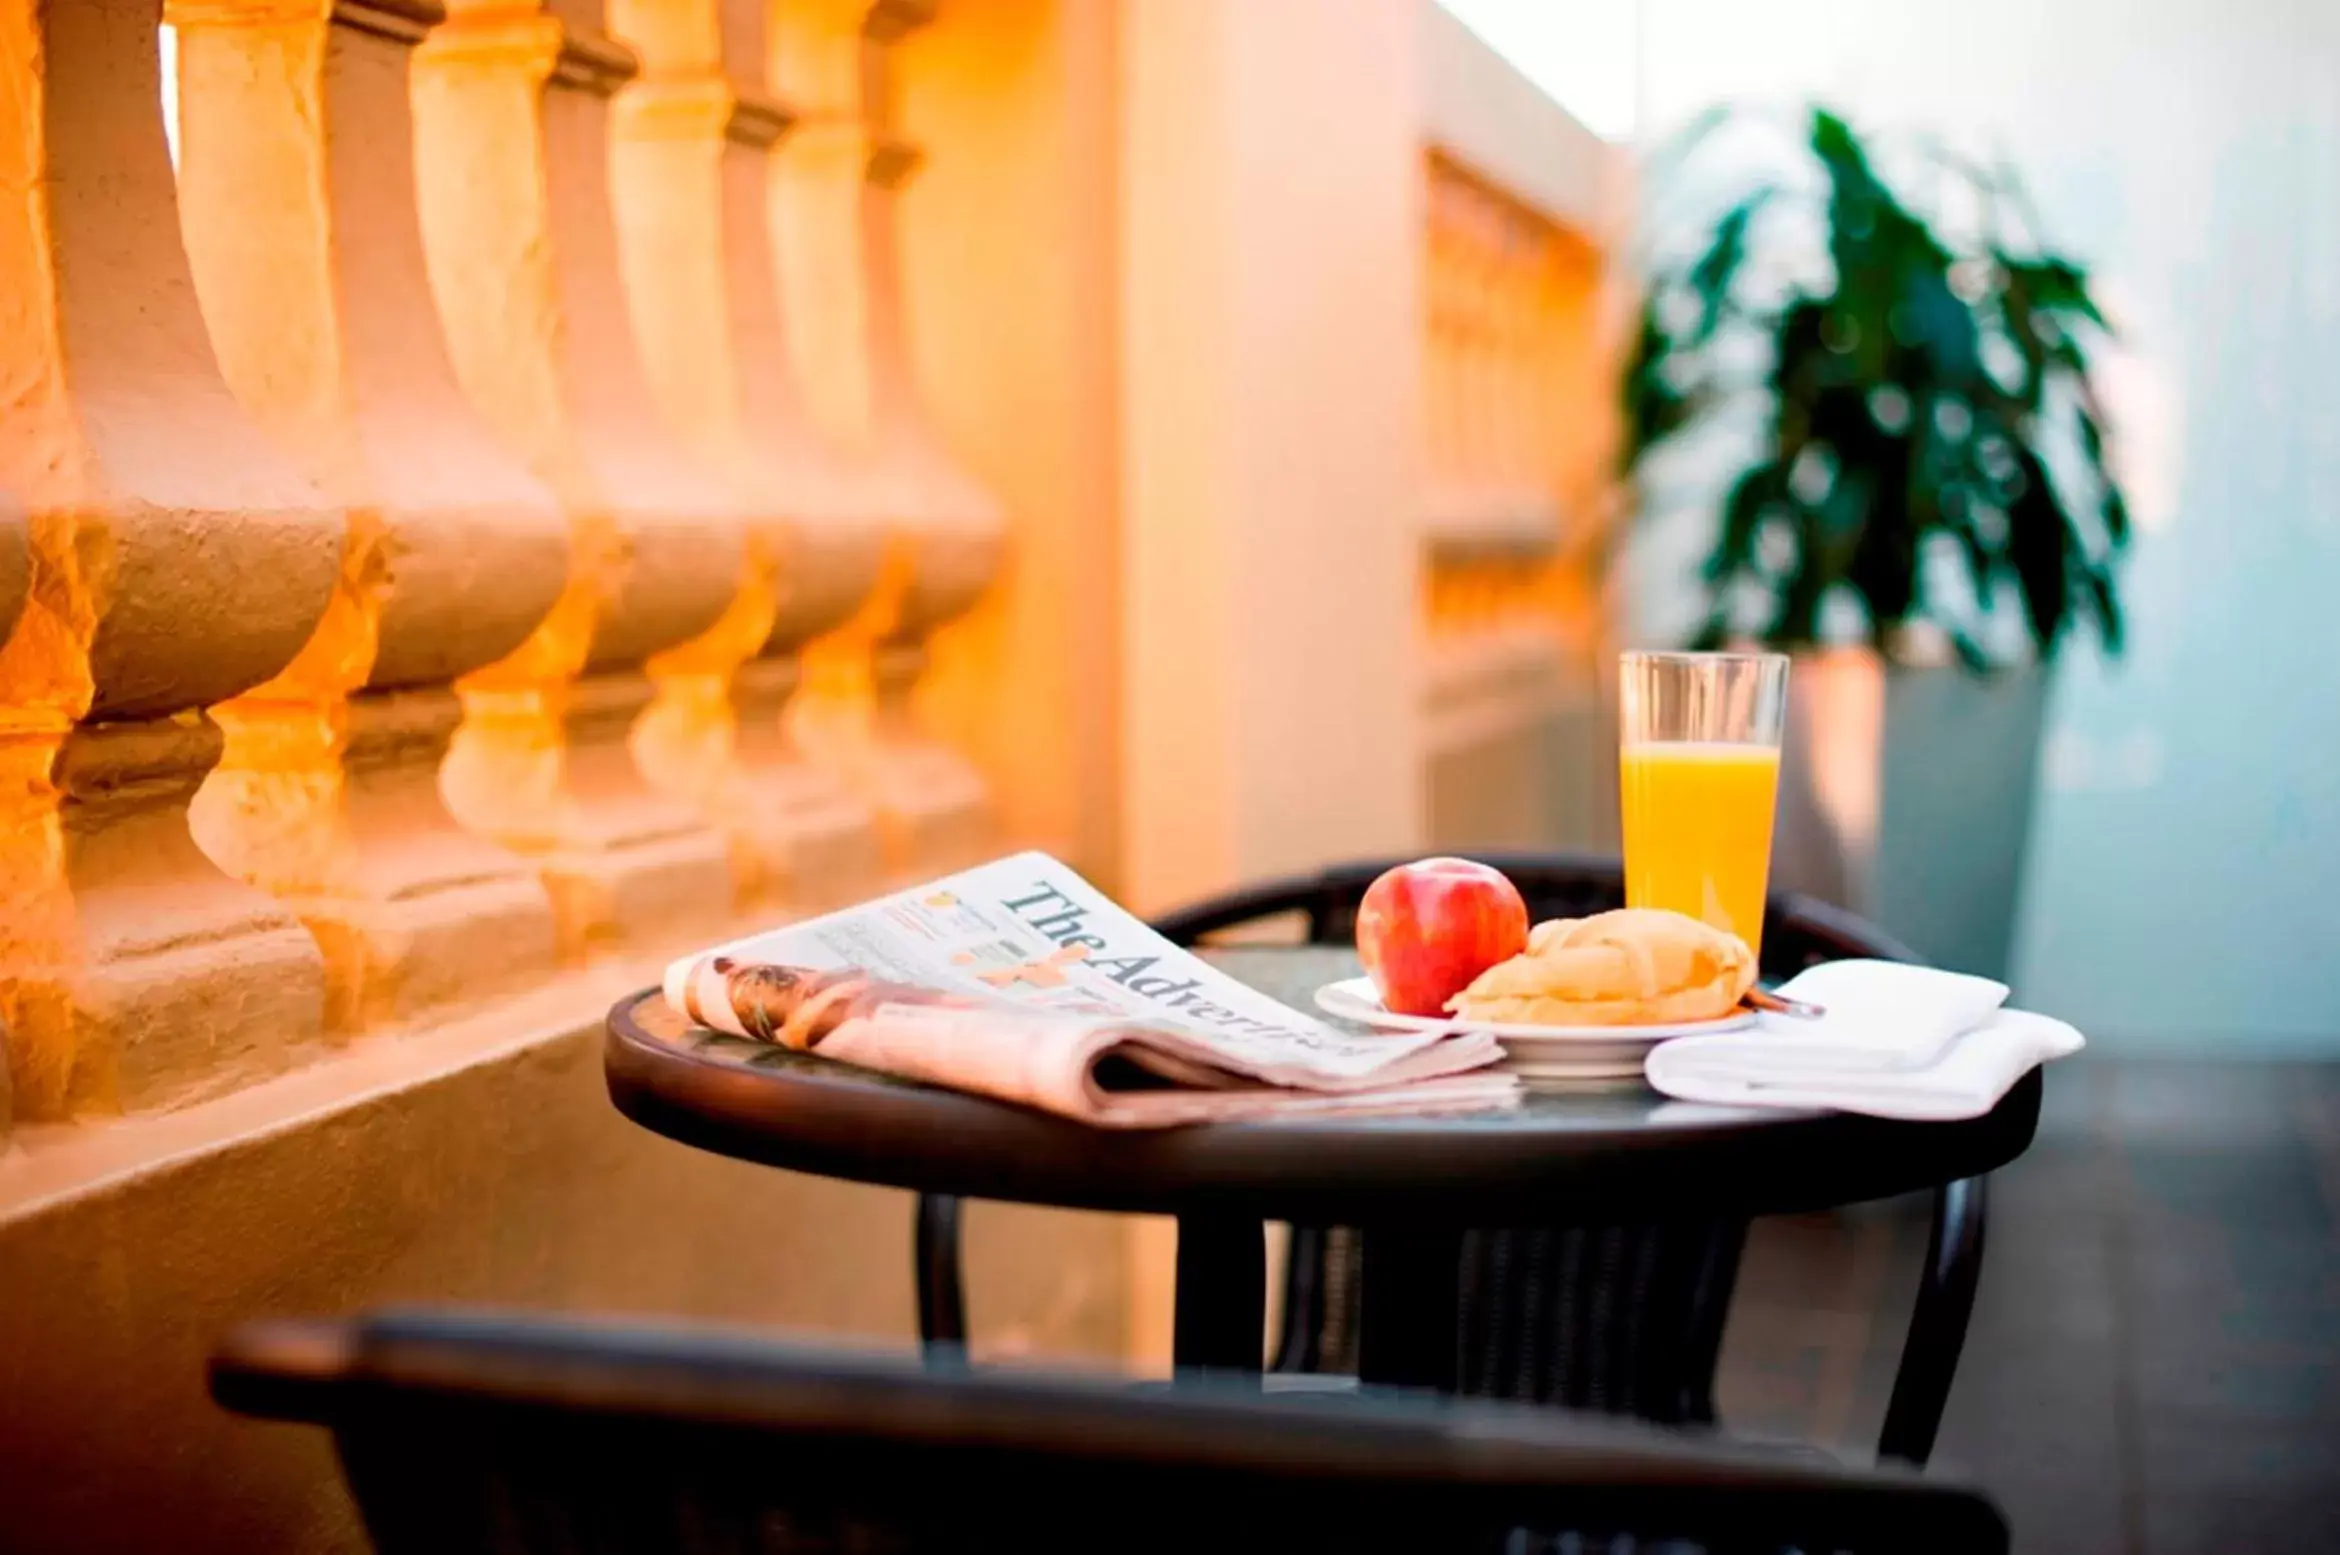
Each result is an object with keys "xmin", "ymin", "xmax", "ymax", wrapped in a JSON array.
[{"xmin": 1772, "ymin": 648, "xmax": 2048, "ymax": 979}]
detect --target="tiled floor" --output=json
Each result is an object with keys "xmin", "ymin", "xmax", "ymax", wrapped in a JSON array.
[{"xmin": 1714, "ymin": 1059, "xmax": 2340, "ymax": 1555}]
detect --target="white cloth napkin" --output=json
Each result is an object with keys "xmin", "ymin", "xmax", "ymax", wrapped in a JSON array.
[
  {"xmin": 1740, "ymin": 960, "xmax": 2011, "ymax": 1072},
  {"xmin": 1643, "ymin": 959, "xmax": 2084, "ymax": 1121}
]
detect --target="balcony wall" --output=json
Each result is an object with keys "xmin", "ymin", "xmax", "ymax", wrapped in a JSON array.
[{"xmin": 0, "ymin": 1, "xmax": 1619, "ymax": 1546}]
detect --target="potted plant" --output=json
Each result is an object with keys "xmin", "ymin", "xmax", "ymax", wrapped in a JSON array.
[{"xmin": 1619, "ymin": 106, "xmax": 2130, "ymax": 977}]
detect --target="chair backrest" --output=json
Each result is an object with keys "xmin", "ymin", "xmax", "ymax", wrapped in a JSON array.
[
  {"xmin": 1149, "ymin": 850, "xmax": 1915, "ymax": 979},
  {"xmin": 214, "ymin": 1308, "xmax": 2005, "ymax": 1555}
]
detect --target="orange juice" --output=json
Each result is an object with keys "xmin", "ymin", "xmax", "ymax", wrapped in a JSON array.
[{"xmin": 1620, "ymin": 740, "xmax": 1781, "ymax": 957}]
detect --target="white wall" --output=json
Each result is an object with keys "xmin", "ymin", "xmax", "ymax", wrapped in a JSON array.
[{"xmin": 1629, "ymin": 0, "xmax": 2340, "ymax": 1047}]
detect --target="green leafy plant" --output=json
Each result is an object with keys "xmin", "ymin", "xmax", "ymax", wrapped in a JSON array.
[{"xmin": 1621, "ymin": 106, "xmax": 2129, "ymax": 670}]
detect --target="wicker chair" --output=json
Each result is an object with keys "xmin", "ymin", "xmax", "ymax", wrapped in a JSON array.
[
  {"xmin": 919, "ymin": 852, "xmax": 1987, "ymax": 1466},
  {"xmin": 212, "ymin": 1306, "xmax": 2008, "ymax": 1554}
]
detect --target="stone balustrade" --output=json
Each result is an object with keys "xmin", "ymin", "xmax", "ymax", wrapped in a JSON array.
[
  {"xmin": 0, "ymin": 0, "xmax": 341, "ymax": 1125},
  {"xmin": 0, "ymin": 0, "xmax": 1605, "ymax": 1129},
  {"xmin": 1424, "ymin": 152, "xmax": 1591, "ymax": 541},
  {"xmin": 1413, "ymin": 1, "xmax": 1625, "ymax": 852},
  {"xmin": 773, "ymin": 0, "xmax": 1002, "ymax": 878},
  {"xmin": 170, "ymin": 0, "xmax": 571, "ymax": 1032},
  {"xmin": 0, "ymin": 0, "xmax": 1002, "ymax": 1135},
  {"xmin": 606, "ymin": 0, "xmax": 887, "ymax": 911},
  {"xmin": 411, "ymin": 0, "xmax": 749, "ymax": 961},
  {"xmin": 0, "ymin": 5, "xmax": 1638, "ymax": 1541}
]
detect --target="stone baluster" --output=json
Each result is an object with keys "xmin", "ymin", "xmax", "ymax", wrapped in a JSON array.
[
  {"xmin": 169, "ymin": 0, "xmax": 571, "ymax": 1029},
  {"xmin": 0, "ymin": 503, "xmax": 24, "ymax": 656},
  {"xmin": 605, "ymin": 0, "xmax": 885, "ymax": 911},
  {"xmin": 0, "ymin": 498, "xmax": 24, "ymax": 1139},
  {"xmin": 771, "ymin": 0, "xmax": 1003, "ymax": 878},
  {"xmin": 409, "ymin": 0, "xmax": 744, "ymax": 958},
  {"xmin": 0, "ymin": 0, "xmax": 341, "ymax": 1116},
  {"xmin": 1424, "ymin": 162, "xmax": 1467, "ymax": 525},
  {"xmin": 1499, "ymin": 203, "xmax": 1537, "ymax": 491},
  {"xmin": 1460, "ymin": 185, "xmax": 1500, "ymax": 499}
]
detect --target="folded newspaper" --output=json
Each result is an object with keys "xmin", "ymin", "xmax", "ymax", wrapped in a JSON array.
[{"xmin": 664, "ymin": 852, "xmax": 1519, "ymax": 1128}]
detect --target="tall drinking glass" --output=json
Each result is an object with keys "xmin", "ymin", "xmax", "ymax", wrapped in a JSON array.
[{"xmin": 1618, "ymin": 650, "xmax": 1790, "ymax": 958}]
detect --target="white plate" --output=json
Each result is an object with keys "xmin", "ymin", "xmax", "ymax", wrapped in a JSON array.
[{"xmin": 1313, "ymin": 976, "xmax": 1755, "ymax": 1045}]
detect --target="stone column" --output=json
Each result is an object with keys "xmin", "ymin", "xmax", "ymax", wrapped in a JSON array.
[
  {"xmin": 170, "ymin": 0, "xmax": 572, "ymax": 1029},
  {"xmin": 0, "ymin": 0, "xmax": 341, "ymax": 1116},
  {"xmin": 605, "ymin": 0, "xmax": 886, "ymax": 911},
  {"xmin": 1117, "ymin": 0, "xmax": 1423, "ymax": 913},
  {"xmin": 0, "ymin": 500, "xmax": 24, "ymax": 654},
  {"xmin": 410, "ymin": 0, "xmax": 744, "ymax": 958},
  {"xmin": 771, "ymin": 0, "xmax": 1003, "ymax": 880},
  {"xmin": 0, "ymin": 497, "xmax": 25, "ymax": 1140}
]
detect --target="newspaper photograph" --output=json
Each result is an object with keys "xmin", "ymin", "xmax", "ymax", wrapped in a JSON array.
[{"xmin": 663, "ymin": 852, "xmax": 1518, "ymax": 1128}]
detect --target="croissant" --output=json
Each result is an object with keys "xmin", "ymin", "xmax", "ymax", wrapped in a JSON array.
[{"xmin": 1447, "ymin": 908, "xmax": 1756, "ymax": 1027}]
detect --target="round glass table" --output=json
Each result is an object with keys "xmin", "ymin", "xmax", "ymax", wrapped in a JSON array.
[{"xmin": 606, "ymin": 945, "xmax": 2041, "ymax": 1463}]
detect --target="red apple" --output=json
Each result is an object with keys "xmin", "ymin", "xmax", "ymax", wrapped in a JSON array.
[{"xmin": 1355, "ymin": 858, "xmax": 1529, "ymax": 1017}]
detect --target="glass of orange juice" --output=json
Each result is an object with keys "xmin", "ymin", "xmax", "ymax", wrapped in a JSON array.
[{"xmin": 1619, "ymin": 650, "xmax": 1790, "ymax": 958}]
